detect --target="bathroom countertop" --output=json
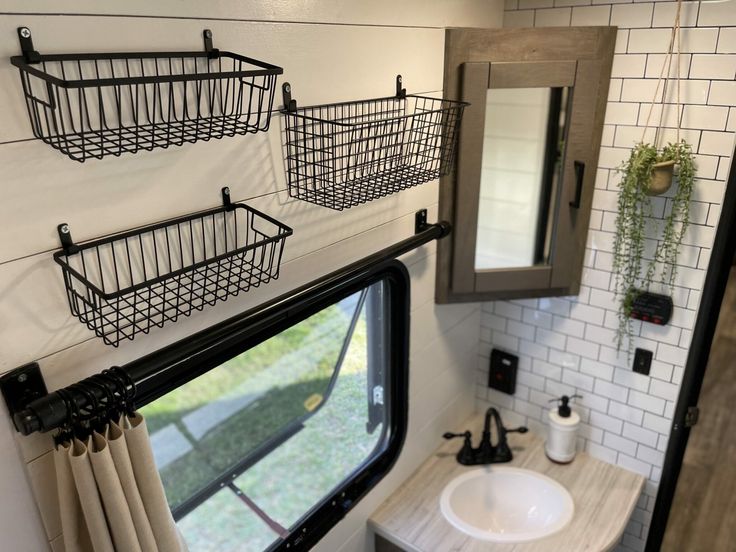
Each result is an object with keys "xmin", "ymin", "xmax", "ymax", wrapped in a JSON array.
[{"xmin": 369, "ymin": 413, "xmax": 645, "ymax": 552}]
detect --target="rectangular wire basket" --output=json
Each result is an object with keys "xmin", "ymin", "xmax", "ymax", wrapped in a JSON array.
[
  {"xmin": 282, "ymin": 75, "xmax": 467, "ymax": 211},
  {"xmin": 11, "ymin": 27, "xmax": 283, "ymax": 162},
  {"xmin": 53, "ymin": 188, "xmax": 293, "ymax": 347}
]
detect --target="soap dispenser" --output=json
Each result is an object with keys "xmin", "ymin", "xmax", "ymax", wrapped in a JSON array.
[{"xmin": 546, "ymin": 395, "xmax": 581, "ymax": 463}]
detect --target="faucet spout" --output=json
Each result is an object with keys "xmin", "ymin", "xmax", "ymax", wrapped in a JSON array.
[
  {"xmin": 444, "ymin": 409, "xmax": 528, "ymax": 466},
  {"xmin": 483, "ymin": 407, "xmax": 503, "ymax": 446}
]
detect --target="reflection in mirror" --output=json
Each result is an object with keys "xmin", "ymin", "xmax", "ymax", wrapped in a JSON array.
[{"xmin": 475, "ymin": 87, "xmax": 569, "ymax": 270}]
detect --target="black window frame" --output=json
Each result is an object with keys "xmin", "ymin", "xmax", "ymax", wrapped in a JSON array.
[{"xmin": 136, "ymin": 259, "xmax": 410, "ymax": 551}]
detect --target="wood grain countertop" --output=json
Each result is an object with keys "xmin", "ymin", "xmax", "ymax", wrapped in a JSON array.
[{"xmin": 369, "ymin": 412, "xmax": 645, "ymax": 552}]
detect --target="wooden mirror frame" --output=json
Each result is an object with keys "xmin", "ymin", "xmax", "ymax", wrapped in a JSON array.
[{"xmin": 436, "ymin": 27, "xmax": 616, "ymax": 303}]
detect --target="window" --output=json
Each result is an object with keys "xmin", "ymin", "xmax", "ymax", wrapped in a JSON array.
[{"xmin": 139, "ymin": 261, "xmax": 409, "ymax": 551}]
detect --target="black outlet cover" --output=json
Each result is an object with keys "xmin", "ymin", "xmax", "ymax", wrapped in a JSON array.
[
  {"xmin": 633, "ymin": 348, "xmax": 653, "ymax": 376},
  {"xmin": 489, "ymin": 349, "xmax": 517, "ymax": 395}
]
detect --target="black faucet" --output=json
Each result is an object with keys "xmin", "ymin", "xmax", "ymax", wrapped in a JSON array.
[{"xmin": 443, "ymin": 407, "xmax": 528, "ymax": 465}]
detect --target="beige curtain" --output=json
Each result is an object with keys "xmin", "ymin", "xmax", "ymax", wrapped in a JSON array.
[{"xmin": 54, "ymin": 413, "xmax": 188, "ymax": 552}]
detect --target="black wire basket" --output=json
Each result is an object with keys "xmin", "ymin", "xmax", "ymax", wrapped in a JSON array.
[
  {"xmin": 11, "ymin": 27, "xmax": 283, "ymax": 162},
  {"xmin": 281, "ymin": 75, "xmax": 468, "ymax": 211},
  {"xmin": 54, "ymin": 188, "xmax": 293, "ymax": 347}
]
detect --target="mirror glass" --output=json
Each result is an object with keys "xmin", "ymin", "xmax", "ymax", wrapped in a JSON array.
[{"xmin": 474, "ymin": 87, "xmax": 569, "ymax": 270}]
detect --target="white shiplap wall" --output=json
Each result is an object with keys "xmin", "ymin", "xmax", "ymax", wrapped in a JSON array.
[
  {"xmin": 0, "ymin": 3, "xmax": 504, "ymax": 552},
  {"xmin": 477, "ymin": 1, "xmax": 736, "ymax": 551}
]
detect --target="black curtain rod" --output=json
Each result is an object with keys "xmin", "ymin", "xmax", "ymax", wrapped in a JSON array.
[{"xmin": 9, "ymin": 212, "xmax": 450, "ymax": 436}]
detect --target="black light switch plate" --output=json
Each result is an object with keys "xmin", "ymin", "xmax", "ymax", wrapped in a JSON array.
[
  {"xmin": 488, "ymin": 349, "xmax": 517, "ymax": 395},
  {"xmin": 633, "ymin": 348, "xmax": 653, "ymax": 376}
]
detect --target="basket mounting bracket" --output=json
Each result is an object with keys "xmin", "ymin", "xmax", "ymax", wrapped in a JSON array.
[
  {"xmin": 282, "ymin": 83, "xmax": 297, "ymax": 113},
  {"xmin": 221, "ymin": 187, "xmax": 236, "ymax": 211},
  {"xmin": 396, "ymin": 75, "xmax": 406, "ymax": 99},
  {"xmin": 203, "ymin": 29, "xmax": 220, "ymax": 60},
  {"xmin": 17, "ymin": 27, "xmax": 41, "ymax": 64},
  {"xmin": 57, "ymin": 223, "xmax": 80, "ymax": 255}
]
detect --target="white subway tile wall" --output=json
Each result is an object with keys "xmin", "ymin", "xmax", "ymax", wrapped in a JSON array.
[{"xmin": 479, "ymin": 2, "xmax": 736, "ymax": 551}]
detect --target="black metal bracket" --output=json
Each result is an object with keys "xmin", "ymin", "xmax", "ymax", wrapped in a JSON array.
[
  {"xmin": 57, "ymin": 223, "xmax": 80, "ymax": 255},
  {"xmin": 203, "ymin": 29, "xmax": 219, "ymax": 60},
  {"xmin": 17, "ymin": 27, "xmax": 41, "ymax": 64},
  {"xmin": 415, "ymin": 209, "xmax": 429, "ymax": 233},
  {"xmin": 221, "ymin": 186, "xmax": 235, "ymax": 211},
  {"xmin": 0, "ymin": 363, "xmax": 48, "ymax": 433},
  {"xmin": 282, "ymin": 82, "xmax": 297, "ymax": 113},
  {"xmin": 396, "ymin": 75, "xmax": 407, "ymax": 99}
]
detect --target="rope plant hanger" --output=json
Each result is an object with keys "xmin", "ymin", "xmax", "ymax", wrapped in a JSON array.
[{"xmin": 612, "ymin": 0, "xmax": 696, "ymax": 353}]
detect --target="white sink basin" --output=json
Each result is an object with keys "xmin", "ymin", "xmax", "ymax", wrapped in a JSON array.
[{"xmin": 439, "ymin": 467, "xmax": 574, "ymax": 543}]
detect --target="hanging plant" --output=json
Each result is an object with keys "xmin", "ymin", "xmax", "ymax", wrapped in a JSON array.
[
  {"xmin": 611, "ymin": 0, "xmax": 696, "ymax": 353},
  {"xmin": 612, "ymin": 141, "xmax": 695, "ymax": 351}
]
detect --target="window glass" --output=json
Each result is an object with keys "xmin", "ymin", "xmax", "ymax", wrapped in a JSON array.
[{"xmin": 140, "ymin": 279, "xmax": 395, "ymax": 551}]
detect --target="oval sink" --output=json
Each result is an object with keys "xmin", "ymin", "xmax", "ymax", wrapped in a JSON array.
[{"xmin": 439, "ymin": 467, "xmax": 574, "ymax": 543}]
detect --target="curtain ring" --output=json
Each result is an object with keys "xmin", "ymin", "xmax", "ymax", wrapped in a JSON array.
[
  {"xmin": 95, "ymin": 371, "xmax": 124, "ymax": 420},
  {"xmin": 86, "ymin": 376, "xmax": 117, "ymax": 429},
  {"xmin": 113, "ymin": 367, "xmax": 136, "ymax": 404},
  {"xmin": 53, "ymin": 388, "xmax": 74, "ymax": 445},
  {"xmin": 62, "ymin": 385, "xmax": 85, "ymax": 441},
  {"xmin": 70, "ymin": 382, "xmax": 100, "ymax": 435},
  {"xmin": 100, "ymin": 368, "xmax": 128, "ymax": 416},
  {"xmin": 108, "ymin": 367, "xmax": 136, "ymax": 413}
]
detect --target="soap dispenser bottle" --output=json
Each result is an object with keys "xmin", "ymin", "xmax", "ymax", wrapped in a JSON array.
[{"xmin": 546, "ymin": 395, "xmax": 581, "ymax": 463}]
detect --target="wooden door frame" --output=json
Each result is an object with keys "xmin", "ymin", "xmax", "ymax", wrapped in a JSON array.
[{"xmin": 646, "ymin": 145, "xmax": 736, "ymax": 550}]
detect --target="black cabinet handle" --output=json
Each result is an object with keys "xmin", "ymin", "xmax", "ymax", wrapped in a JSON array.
[{"xmin": 569, "ymin": 160, "xmax": 585, "ymax": 208}]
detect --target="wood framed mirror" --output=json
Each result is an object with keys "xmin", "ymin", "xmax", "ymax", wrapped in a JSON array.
[{"xmin": 436, "ymin": 27, "xmax": 616, "ymax": 303}]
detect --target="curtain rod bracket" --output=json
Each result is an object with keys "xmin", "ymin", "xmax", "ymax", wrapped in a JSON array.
[
  {"xmin": 0, "ymin": 363, "xmax": 47, "ymax": 434},
  {"xmin": 415, "ymin": 209, "xmax": 428, "ymax": 233}
]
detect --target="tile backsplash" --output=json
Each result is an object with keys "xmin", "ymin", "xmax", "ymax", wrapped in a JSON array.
[{"xmin": 478, "ymin": 1, "xmax": 736, "ymax": 551}]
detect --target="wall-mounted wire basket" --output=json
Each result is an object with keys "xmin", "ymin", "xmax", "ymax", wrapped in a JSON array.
[
  {"xmin": 54, "ymin": 188, "xmax": 293, "ymax": 347},
  {"xmin": 11, "ymin": 27, "xmax": 283, "ymax": 162},
  {"xmin": 281, "ymin": 75, "xmax": 467, "ymax": 211}
]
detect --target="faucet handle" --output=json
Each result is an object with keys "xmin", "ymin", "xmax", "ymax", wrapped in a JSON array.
[
  {"xmin": 505, "ymin": 426, "xmax": 528, "ymax": 434},
  {"xmin": 444, "ymin": 431, "xmax": 475, "ymax": 465},
  {"xmin": 443, "ymin": 431, "xmax": 471, "ymax": 440}
]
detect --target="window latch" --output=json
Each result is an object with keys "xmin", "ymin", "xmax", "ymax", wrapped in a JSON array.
[{"xmin": 372, "ymin": 385, "xmax": 384, "ymax": 406}]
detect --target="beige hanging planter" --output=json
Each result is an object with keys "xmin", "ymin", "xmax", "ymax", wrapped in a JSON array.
[
  {"xmin": 647, "ymin": 159, "xmax": 676, "ymax": 196},
  {"xmin": 639, "ymin": 0, "xmax": 684, "ymax": 199}
]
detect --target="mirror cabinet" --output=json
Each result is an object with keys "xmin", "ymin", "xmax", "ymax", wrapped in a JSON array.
[{"xmin": 437, "ymin": 27, "xmax": 616, "ymax": 302}]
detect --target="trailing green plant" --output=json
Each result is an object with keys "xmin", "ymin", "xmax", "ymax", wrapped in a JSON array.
[
  {"xmin": 652, "ymin": 141, "xmax": 695, "ymax": 287},
  {"xmin": 612, "ymin": 140, "xmax": 695, "ymax": 353}
]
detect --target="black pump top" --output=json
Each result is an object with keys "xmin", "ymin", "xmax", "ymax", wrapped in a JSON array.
[{"xmin": 550, "ymin": 394, "xmax": 582, "ymax": 418}]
